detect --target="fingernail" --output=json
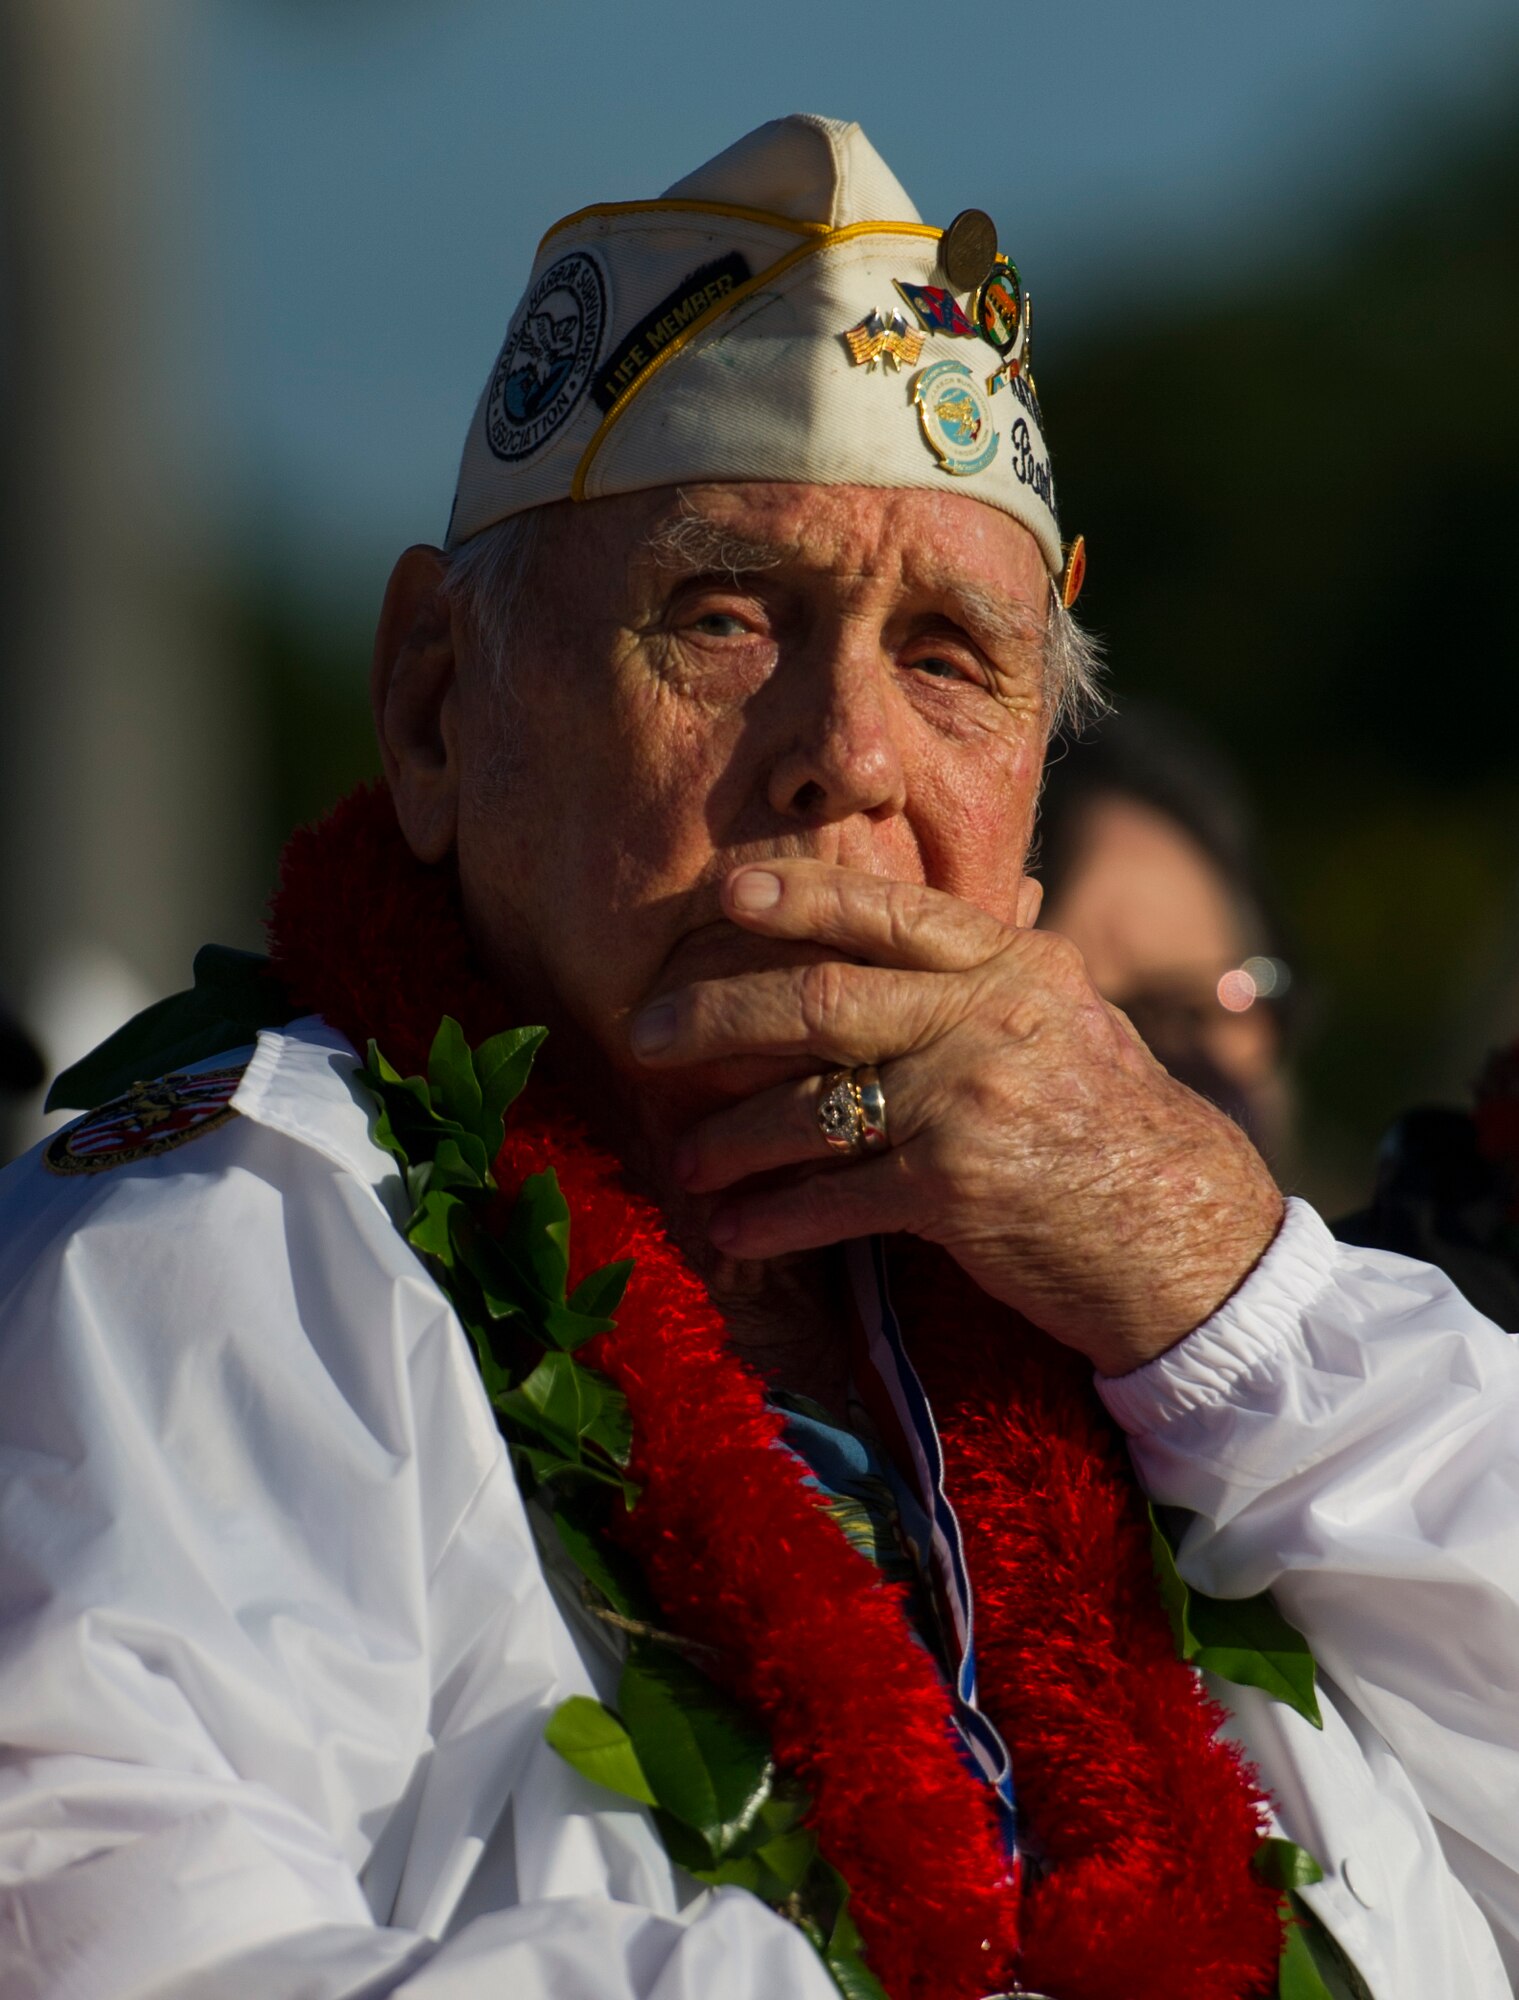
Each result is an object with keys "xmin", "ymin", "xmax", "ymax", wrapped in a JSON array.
[
  {"xmin": 708, "ymin": 1207, "xmax": 740, "ymax": 1250},
  {"xmin": 630, "ymin": 1002, "xmax": 676, "ymax": 1057},
  {"xmin": 730, "ymin": 869, "xmax": 782, "ymax": 913},
  {"xmin": 672, "ymin": 1135, "xmax": 697, "ymax": 1186}
]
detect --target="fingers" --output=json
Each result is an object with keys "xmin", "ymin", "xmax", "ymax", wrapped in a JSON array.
[
  {"xmin": 1014, "ymin": 874, "xmax": 1043, "ymax": 929},
  {"xmin": 721, "ymin": 859, "xmax": 1013, "ymax": 973},
  {"xmin": 631, "ymin": 959, "xmax": 954, "ymax": 1069},
  {"xmin": 706, "ymin": 1148, "xmax": 920, "ymax": 1260},
  {"xmin": 675, "ymin": 1063, "xmax": 916, "ymax": 1194}
]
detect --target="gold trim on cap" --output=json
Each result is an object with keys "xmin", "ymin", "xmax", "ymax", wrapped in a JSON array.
[
  {"xmin": 568, "ymin": 219, "xmax": 942, "ymax": 501},
  {"xmin": 538, "ymin": 197, "xmax": 836, "ymax": 256}
]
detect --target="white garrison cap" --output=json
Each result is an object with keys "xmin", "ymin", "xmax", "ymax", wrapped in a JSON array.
[{"xmin": 448, "ymin": 113, "xmax": 1074, "ymax": 588}]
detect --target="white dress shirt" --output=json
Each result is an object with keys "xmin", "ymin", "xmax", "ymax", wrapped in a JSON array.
[{"xmin": 1, "ymin": 1018, "xmax": 1515, "ymax": 1998}]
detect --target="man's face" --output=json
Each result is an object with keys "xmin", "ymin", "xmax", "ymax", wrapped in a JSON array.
[{"xmin": 449, "ymin": 481, "xmax": 1050, "ymax": 1122}]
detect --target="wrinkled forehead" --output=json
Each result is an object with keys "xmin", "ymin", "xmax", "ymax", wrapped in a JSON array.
[{"xmin": 552, "ymin": 480, "xmax": 1049, "ymax": 623}]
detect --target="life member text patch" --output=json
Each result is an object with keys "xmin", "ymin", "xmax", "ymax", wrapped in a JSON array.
[{"xmin": 593, "ymin": 253, "xmax": 752, "ymax": 413}]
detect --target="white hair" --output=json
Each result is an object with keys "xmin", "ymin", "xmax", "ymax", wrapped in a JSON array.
[
  {"xmin": 444, "ymin": 503, "xmax": 1106, "ymax": 742},
  {"xmin": 441, "ymin": 508, "xmax": 547, "ymax": 683},
  {"xmin": 1044, "ymin": 592, "xmax": 1107, "ymax": 741}
]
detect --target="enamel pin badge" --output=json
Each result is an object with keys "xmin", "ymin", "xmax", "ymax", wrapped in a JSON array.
[
  {"xmin": 842, "ymin": 308, "xmax": 926, "ymax": 373},
  {"xmin": 912, "ymin": 359, "xmax": 997, "ymax": 476},
  {"xmin": 975, "ymin": 257, "xmax": 1022, "ymax": 356},
  {"xmin": 894, "ymin": 280, "xmax": 976, "ymax": 338}
]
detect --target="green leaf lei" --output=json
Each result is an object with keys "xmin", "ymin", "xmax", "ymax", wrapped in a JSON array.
[
  {"xmin": 360, "ymin": 1014, "xmax": 1353, "ymax": 2000},
  {"xmin": 358, "ymin": 1018, "xmax": 888, "ymax": 2000}
]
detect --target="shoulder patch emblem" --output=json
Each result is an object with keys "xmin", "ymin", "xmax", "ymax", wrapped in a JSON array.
[{"xmin": 44, "ymin": 1065, "xmax": 245, "ymax": 1176}]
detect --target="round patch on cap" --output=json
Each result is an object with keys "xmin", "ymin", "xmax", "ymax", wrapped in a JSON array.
[
  {"xmin": 976, "ymin": 258, "xmax": 1023, "ymax": 357},
  {"xmin": 485, "ymin": 251, "xmax": 608, "ymax": 463},
  {"xmin": 941, "ymin": 209, "xmax": 998, "ymax": 295},
  {"xmin": 912, "ymin": 359, "xmax": 998, "ymax": 477},
  {"xmin": 45, "ymin": 1066, "xmax": 245, "ymax": 1176}
]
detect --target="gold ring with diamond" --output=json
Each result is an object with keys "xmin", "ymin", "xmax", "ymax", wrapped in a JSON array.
[{"xmin": 815, "ymin": 1065, "xmax": 890, "ymax": 1156}]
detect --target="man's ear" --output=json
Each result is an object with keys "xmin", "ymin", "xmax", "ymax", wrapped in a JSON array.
[{"xmin": 372, "ymin": 545, "xmax": 459, "ymax": 865}]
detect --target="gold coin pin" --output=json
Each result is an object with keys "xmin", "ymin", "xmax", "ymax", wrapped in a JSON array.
[
  {"xmin": 1059, "ymin": 534, "xmax": 1088, "ymax": 610},
  {"xmin": 941, "ymin": 209, "xmax": 999, "ymax": 296}
]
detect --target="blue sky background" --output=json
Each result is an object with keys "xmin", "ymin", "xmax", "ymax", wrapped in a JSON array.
[{"xmin": 167, "ymin": 0, "xmax": 1517, "ymax": 602}]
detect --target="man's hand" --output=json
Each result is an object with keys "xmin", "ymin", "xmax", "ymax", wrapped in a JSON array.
[{"xmin": 631, "ymin": 859, "xmax": 1285, "ymax": 1375}]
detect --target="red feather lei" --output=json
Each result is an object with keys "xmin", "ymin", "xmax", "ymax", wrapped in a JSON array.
[{"xmin": 268, "ymin": 784, "xmax": 1284, "ymax": 2000}]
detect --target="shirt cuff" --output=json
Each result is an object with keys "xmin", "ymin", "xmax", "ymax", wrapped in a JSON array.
[{"xmin": 1095, "ymin": 1196, "xmax": 1340, "ymax": 1436}]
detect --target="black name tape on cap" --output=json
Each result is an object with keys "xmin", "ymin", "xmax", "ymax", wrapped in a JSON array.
[{"xmin": 593, "ymin": 252, "xmax": 752, "ymax": 414}]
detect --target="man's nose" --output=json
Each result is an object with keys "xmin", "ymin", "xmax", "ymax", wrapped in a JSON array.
[{"xmin": 765, "ymin": 639, "xmax": 910, "ymax": 825}]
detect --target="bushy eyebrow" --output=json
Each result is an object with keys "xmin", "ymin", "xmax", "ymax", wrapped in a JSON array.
[
  {"xmin": 641, "ymin": 505, "xmax": 1046, "ymax": 655},
  {"xmin": 642, "ymin": 510, "xmax": 787, "ymax": 579},
  {"xmin": 932, "ymin": 577, "xmax": 1045, "ymax": 654}
]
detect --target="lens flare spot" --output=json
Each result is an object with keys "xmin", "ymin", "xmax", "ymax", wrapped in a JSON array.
[
  {"xmin": 1241, "ymin": 954, "xmax": 1290, "ymax": 998},
  {"xmin": 1217, "ymin": 968, "xmax": 1258, "ymax": 1013}
]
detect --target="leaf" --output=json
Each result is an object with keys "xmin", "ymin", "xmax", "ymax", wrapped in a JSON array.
[
  {"xmin": 453, "ymin": 1215, "xmax": 531, "ymax": 1322},
  {"xmin": 618, "ymin": 1647, "xmax": 773, "ymax": 1857},
  {"xmin": 551, "ymin": 1503, "xmax": 651, "ymax": 1621},
  {"xmin": 497, "ymin": 1351, "xmax": 604, "ymax": 1458},
  {"xmin": 826, "ymin": 1927, "xmax": 891, "ymax": 2000},
  {"xmin": 1188, "ymin": 1592, "xmax": 1323, "ymax": 1730},
  {"xmin": 427, "ymin": 1016, "xmax": 484, "ymax": 1130},
  {"xmin": 1277, "ymin": 1906, "xmax": 1338, "ymax": 2000},
  {"xmin": 650, "ymin": 1809, "xmax": 715, "ymax": 1874},
  {"xmin": 569, "ymin": 1259, "xmax": 634, "ymax": 1322},
  {"xmin": 582, "ymin": 1383, "xmax": 634, "ymax": 1469},
  {"xmin": 450, "ymin": 1293, "xmax": 513, "ymax": 1402},
  {"xmin": 724, "ymin": 1786, "xmax": 810, "ymax": 1859},
  {"xmin": 501, "ymin": 1169, "xmax": 572, "ymax": 1305},
  {"xmin": 511, "ymin": 1444, "xmax": 592, "ymax": 1489},
  {"xmin": 367, "ymin": 1089, "xmax": 409, "ymax": 1170},
  {"xmin": 545, "ymin": 1696, "xmax": 657, "ymax": 1806},
  {"xmin": 1254, "ymin": 1838, "xmax": 1325, "ymax": 1894},
  {"xmin": 815, "ymin": 1866, "xmax": 891, "ymax": 2000},
  {"xmin": 475, "ymin": 1025, "xmax": 548, "ymax": 1149},
  {"xmin": 364, "ymin": 1043, "xmax": 494, "ymax": 1177},
  {"xmin": 1148, "ymin": 1504, "xmax": 1194, "ymax": 1655},
  {"xmin": 537, "ymin": 1297, "xmax": 619, "ymax": 1353},
  {"xmin": 408, "ymin": 1188, "xmax": 465, "ymax": 1264},
  {"xmin": 516, "ymin": 1446, "xmax": 639, "ymax": 1506},
  {"xmin": 1276, "ymin": 1894, "xmax": 1375, "ymax": 2000},
  {"xmin": 1149, "ymin": 1506, "xmax": 1322, "ymax": 1729},
  {"xmin": 362, "ymin": 1070, "xmax": 430, "ymax": 1179},
  {"xmin": 369, "ymin": 1077, "xmax": 467, "ymax": 1170},
  {"xmin": 366, "ymin": 1042, "xmax": 407, "ymax": 1089},
  {"xmin": 427, "ymin": 1135, "xmax": 489, "ymax": 1191},
  {"xmin": 696, "ymin": 1824, "xmax": 819, "ymax": 1902},
  {"xmin": 374, "ymin": 1058, "xmax": 434, "ymax": 1116}
]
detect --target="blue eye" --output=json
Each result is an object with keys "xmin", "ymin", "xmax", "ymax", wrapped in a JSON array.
[
  {"xmin": 912, "ymin": 655, "xmax": 964, "ymax": 680},
  {"xmin": 693, "ymin": 612, "xmax": 748, "ymax": 637}
]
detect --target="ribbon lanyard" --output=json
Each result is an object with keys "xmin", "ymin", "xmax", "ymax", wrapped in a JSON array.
[{"xmin": 846, "ymin": 1237, "xmax": 1019, "ymax": 1859}]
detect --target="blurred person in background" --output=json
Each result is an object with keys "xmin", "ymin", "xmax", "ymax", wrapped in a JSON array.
[
  {"xmin": 1335, "ymin": 1037, "xmax": 1519, "ymax": 1331},
  {"xmin": 1035, "ymin": 704, "xmax": 1296, "ymax": 1166},
  {"xmin": 4, "ymin": 114, "xmax": 1519, "ymax": 2000}
]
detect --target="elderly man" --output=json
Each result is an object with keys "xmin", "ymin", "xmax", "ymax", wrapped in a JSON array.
[{"xmin": 2, "ymin": 116, "xmax": 1518, "ymax": 2000}]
